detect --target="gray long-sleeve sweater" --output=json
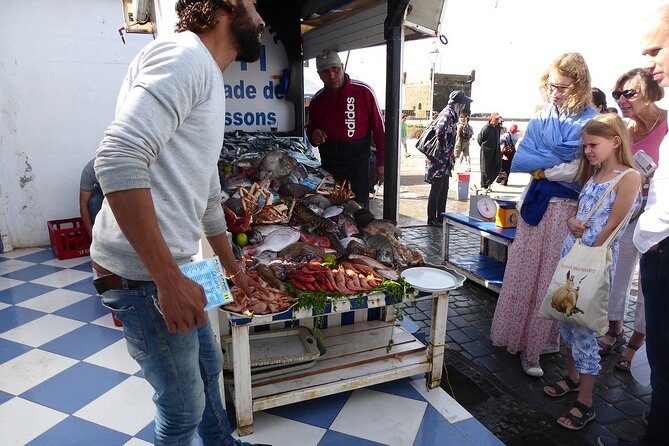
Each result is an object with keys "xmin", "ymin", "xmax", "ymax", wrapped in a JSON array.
[{"xmin": 91, "ymin": 31, "xmax": 227, "ymax": 280}]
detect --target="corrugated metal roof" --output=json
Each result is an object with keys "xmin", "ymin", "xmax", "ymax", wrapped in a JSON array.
[{"xmin": 301, "ymin": 0, "xmax": 445, "ymax": 59}]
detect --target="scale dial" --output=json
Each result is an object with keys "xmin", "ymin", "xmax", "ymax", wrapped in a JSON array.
[{"xmin": 476, "ymin": 196, "xmax": 497, "ymax": 219}]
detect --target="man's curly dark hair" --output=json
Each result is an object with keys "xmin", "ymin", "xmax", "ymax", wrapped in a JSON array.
[{"xmin": 175, "ymin": 0, "xmax": 237, "ymax": 33}]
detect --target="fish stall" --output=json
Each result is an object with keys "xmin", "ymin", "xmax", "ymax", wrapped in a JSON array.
[{"xmin": 216, "ymin": 132, "xmax": 464, "ymax": 435}]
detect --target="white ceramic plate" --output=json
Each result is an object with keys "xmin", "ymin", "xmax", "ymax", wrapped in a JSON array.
[{"xmin": 400, "ymin": 267, "xmax": 461, "ymax": 293}]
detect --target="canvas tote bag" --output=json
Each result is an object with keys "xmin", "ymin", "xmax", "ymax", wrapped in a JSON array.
[{"xmin": 539, "ymin": 169, "xmax": 636, "ymax": 335}]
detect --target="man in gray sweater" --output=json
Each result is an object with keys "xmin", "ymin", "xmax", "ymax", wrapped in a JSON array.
[{"xmin": 90, "ymin": 1, "xmax": 268, "ymax": 445}]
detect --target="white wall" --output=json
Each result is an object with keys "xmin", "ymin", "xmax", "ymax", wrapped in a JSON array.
[{"xmin": 0, "ymin": 0, "xmax": 152, "ymax": 249}]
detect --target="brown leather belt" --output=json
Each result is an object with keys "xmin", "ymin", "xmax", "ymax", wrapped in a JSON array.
[{"xmin": 92, "ymin": 262, "xmax": 147, "ymax": 294}]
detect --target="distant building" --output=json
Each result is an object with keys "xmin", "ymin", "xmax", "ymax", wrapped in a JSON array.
[{"xmin": 403, "ymin": 70, "xmax": 475, "ymax": 118}]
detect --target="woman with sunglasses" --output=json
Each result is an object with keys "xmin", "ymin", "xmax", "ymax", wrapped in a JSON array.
[
  {"xmin": 491, "ymin": 53, "xmax": 598, "ymax": 378},
  {"xmin": 598, "ymin": 68, "xmax": 667, "ymax": 371}
]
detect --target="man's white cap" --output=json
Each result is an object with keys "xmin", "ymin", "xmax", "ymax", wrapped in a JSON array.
[{"xmin": 316, "ymin": 49, "xmax": 342, "ymax": 72}]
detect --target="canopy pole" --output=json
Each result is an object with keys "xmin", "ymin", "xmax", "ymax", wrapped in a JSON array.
[{"xmin": 383, "ymin": 0, "xmax": 409, "ymax": 223}]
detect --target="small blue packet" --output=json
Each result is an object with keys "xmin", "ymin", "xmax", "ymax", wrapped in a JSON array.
[{"xmin": 180, "ymin": 257, "xmax": 234, "ymax": 310}]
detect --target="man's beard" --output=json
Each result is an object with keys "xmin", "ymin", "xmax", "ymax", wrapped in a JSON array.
[{"xmin": 232, "ymin": 8, "xmax": 262, "ymax": 63}]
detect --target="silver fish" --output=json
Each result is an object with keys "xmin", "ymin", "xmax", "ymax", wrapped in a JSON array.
[
  {"xmin": 322, "ymin": 205, "xmax": 344, "ymax": 218},
  {"xmin": 366, "ymin": 234, "xmax": 395, "ymax": 266},
  {"xmin": 303, "ymin": 194, "xmax": 332, "ymax": 210},
  {"xmin": 244, "ymin": 227, "xmax": 301, "ymax": 256},
  {"xmin": 253, "ymin": 224, "xmax": 286, "ymax": 237}
]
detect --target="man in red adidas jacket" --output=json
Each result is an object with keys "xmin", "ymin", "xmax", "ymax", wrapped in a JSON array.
[{"xmin": 306, "ymin": 49, "xmax": 385, "ymax": 209}]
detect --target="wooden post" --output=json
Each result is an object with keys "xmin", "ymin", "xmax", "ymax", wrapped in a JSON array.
[
  {"xmin": 232, "ymin": 324, "xmax": 254, "ymax": 435},
  {"xmin": 427, "ymin": 291, "xmax": 450, "ymax": 389}
]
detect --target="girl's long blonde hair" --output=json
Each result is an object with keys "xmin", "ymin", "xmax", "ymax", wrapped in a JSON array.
[{"xmin": 576, "ymin": 114, "xmax": 635, "ymax": 186}]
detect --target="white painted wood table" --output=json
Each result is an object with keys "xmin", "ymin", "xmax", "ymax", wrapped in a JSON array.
[{"xmin": 222, "ymin": 289, "xmax": 455, "ymax": 436}]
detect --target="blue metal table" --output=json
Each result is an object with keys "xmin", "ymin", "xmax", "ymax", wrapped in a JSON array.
[{"xmin": 441, "ymin": 212, "xmax": 516, "ymax": 292}]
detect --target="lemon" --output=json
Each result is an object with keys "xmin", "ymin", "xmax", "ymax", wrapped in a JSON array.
[{"xmin": 235, "ymin": 232, "xmax": 249, "ymax": 247}]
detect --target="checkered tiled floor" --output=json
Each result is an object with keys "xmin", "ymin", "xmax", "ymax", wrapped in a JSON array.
[{"xmin": 0, "ymin": 247, "xmax": 503, "ymax": 446}]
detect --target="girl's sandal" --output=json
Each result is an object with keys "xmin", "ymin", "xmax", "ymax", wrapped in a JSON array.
[
  {"xmin": 615, "ymin": 343, "xmax": 642, "ymax": 372},
  {"xmin": 543, "ymin": 375, "xmax": 580, "ymax": 398},
  {"xmin": 557, "ymin": 401, "xmax": 596, "ymax": 430}
]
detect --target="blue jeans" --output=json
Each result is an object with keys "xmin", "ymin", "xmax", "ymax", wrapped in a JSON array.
[
  {"xmin": 100, "ymin": 281, "xmax": 235, "ymax": 446},
  {"xmin": 640, "ymin": 244, "xmax": 669, "ymax": 445}
]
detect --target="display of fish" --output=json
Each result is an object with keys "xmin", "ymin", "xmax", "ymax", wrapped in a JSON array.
[
  {"xmin": 243, "ymin": 227, "xmax": 300, "ymax": 256},
  {"xmin": 218, "ymin": 132, "xmax": 423, "ymax": 286}
]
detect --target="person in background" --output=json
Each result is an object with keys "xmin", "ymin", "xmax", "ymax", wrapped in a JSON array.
[
  {"xmin": 79, "ymin": 158, "xmax": 104, "ymax": 239},
  {"xmin": 477, "ymin": 112, "xmax": 503, "ymax": 189},
  {"xmin": 455, "ymin": 114, "xmax": 473, "ymax": 170},
  {"xmin": 497, "ymin": 124, "xmax": 519, "ymax": 185},
  {"xmin": 90, "ymin": 1, "xmax": 268, "ymax": 445},
  {"xmin": 543, "ymin": 114, "xmax": 641, "ymax": 431},
  {"xmin": 491, "ymin": 53, "xmax": 598, "ymax": 377},
  {"xmin": 592, "ymin": 87, "xmax": 609, "ymax": 113},
  {"xmin": 306, "ymin": 49, "xmax": 385, "ymax": 209},
  {"xmin": 425, "ymin": 90, "xmax": 473, "ymax": 226},
  {"xmin": 599, "ymin": 7, "xmax": 669, "ymax": 445},
  {"xmin": 401, "ymin": 113, "xmax": 410, "ymax": 157},
  {"xmin": 599, "ymin": 68, "xmax": 667, "ymax": 373}
]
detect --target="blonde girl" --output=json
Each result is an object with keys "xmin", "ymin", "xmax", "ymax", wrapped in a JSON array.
[{"xmin": 543, "ymin": 113, "xmax": 641, "ymax": 430}]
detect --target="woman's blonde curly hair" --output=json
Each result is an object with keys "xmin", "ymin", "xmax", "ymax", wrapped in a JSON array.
[
  {"xmin": 540, "ymin": 53, "xmax": 592, "ymax": 117},
  {"xmin": 175, "ymin": 0, "xmax": 236, "ymax": 33}
]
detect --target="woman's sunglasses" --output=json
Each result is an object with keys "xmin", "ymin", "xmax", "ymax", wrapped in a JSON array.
[{"xmin": 612, "ymin": 89, "xmax": 638, "ymax": 100}]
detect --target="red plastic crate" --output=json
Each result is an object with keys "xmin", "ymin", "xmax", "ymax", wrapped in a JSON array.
[{"xmin": 47, "ymin": 218, "xmax": 91, "ymax": 260}]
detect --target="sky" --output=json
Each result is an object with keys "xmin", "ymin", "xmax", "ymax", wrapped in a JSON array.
[{"xmin": 305, "ymin": 0, "xmax": 669, "ymax": 118}]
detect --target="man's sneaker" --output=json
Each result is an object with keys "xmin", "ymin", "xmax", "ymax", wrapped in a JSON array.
[
  {"xmin": 642, "ymin": 408, "xmax": 649, "ymax": 426},
  {"xmin": 520, "ymin": 352, "xmax": 544, "ymax": 377}
]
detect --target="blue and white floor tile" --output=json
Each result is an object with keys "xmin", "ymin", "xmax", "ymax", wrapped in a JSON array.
[{"xmin": 0, "ymin": 247, "xmax": 504, "ymax": 446}]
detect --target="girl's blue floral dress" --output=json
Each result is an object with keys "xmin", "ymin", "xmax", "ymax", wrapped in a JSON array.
[{"xmin": 559, "ymin": 170, "xmax": 641, "ymax": 375}]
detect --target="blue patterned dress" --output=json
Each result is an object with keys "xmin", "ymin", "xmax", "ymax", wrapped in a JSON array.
[{"xmin": 559, "ymin": 170, "xmax": 641, "ymax": 375}]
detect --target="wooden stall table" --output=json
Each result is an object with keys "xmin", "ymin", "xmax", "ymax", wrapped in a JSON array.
[
  {"xmin": 221, "ymin": 277, "xmax": 463, "ymax": 436},
  {"xmin": 441, "ymin": 211, "xmax": 516, "ymax": 293}
]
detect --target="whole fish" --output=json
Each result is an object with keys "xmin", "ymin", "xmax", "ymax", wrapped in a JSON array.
[
  {"xmin": 348, "ymin": 254, "xmax": 400, "ymax": 281},
  {"xmin": 278, "ymin": 242, "xmax": 325, "ymax": 262},
  {"xmin": 253, "ymin": 224, "xmax": 286, "ymax": 237},
  {"xmin": 366, "ymin": 234, "xmax": 395, "ymax": 266},
  {"xmin": 322, "ymin": 205, "xmax": 344, "ymax": 218},
  {"xmin": 338, "ymin": 215, "xmax": 359, "ymax": 237},
  {"xmin": 303, "ymin": 194, "xmax": 332, "ymax": 210},
  {"xmin": 243, "ymin": 227, "xmax": 300, "ymax": 256},
  {"xmin": 258, "ymin": 151, "xmax": 299, "ymax": 178},
  {"xmin": 363, "ymin": 219, "xmax": 402, "ymax": 239}
]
